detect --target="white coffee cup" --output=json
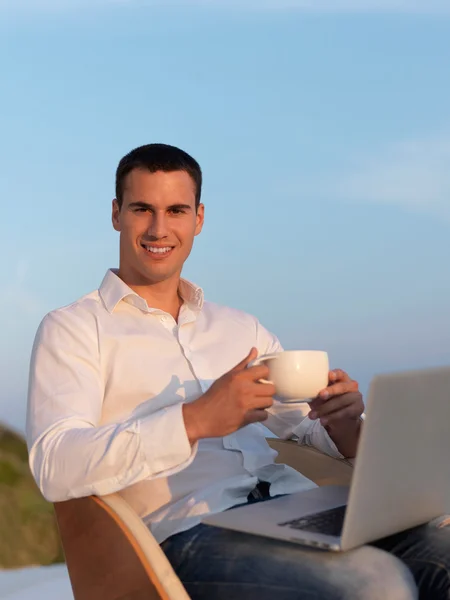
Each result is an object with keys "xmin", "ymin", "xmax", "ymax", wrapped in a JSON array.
[{"xmin": 251, "ymin": 350, "xmax": 329, "ymax": 402}]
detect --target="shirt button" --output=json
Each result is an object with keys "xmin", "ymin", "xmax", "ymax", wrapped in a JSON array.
[{"xmin": 160, "ymin": 316, "xmax": 168, "ymax": 322}]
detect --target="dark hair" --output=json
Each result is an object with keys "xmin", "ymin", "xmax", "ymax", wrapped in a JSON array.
[{"xmin": 115, "ymin": 143, "xmax": 202, "ymax": 210}]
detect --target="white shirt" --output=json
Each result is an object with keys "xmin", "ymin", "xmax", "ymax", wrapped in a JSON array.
[{"xmin": 27, "ymin": 269, "xmax": 343, "ymax": 543}]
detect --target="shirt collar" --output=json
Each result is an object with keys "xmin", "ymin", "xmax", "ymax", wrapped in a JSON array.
[{"xmin": 99, "ymin": 269, "xmax": 204, "ymax": 314}]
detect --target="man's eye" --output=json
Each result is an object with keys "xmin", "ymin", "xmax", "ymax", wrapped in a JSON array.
[
  {"xmin": 170, "ymin": 208, "xmax": 185, "ymax": 215},
  {"xmin": 135, "ymin": 207, "xmax": 148, "ymax": 213}
]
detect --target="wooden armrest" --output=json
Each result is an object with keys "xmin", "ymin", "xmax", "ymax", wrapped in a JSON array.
[
  {"xmin": 266, "ymin": 438, "xmax": 354, "ymax": 486},
  {"xmin": 54, "ymin": 494, "xmax": 189, "ymax": 600}
]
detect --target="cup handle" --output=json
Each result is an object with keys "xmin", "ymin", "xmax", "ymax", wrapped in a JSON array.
[{"xmin": 249, "ymin": 354, "xmax": 276, "ymax": 385}]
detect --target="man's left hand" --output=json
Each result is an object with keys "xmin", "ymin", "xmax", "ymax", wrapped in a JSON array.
[{"xmin": 308, "ymin": 369, "xmax": 364, "ymax": 427}]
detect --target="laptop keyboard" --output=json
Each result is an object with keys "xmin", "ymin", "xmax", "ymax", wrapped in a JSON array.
[{"xmin": 278, "ymin": 505, "xmax": 347, "ymax": 537}]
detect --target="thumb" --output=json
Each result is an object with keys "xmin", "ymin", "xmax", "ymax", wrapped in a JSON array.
[{"xmin": 230, "ymin": 347, "xmax": 258, "ymax": 373}]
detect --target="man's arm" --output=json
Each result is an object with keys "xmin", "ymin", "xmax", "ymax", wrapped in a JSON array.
[
  {"xmin": 324, "ymin": 419, "xmax": 362, "ymax": 459},
  {"xmin": 27, "ymin": 311, "xmax": 197, "ymax": 502}
]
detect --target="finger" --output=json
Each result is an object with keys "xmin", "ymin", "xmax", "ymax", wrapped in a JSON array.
[
  {"xmin": 308, "ymin": 398, "xmax": 326, "ymax": 411},
  {"xmin": 313, "ymin": 393, "xmax": 357, "ymax": 418},
  {"xmin": 309, "ymin": 392, "xmax": 362, "ymax": 420},
  {"xmin": 248, "ymin": 381, "xmax": 276, "ymax": 397},
  {"xmin": 251, "ymin": 395, "xmax": 274, "ymax": 410},
  {"xmin": 321, "ymin": 404, "xmax": 363, "ymax": 426},
  {"xmin": 230, "ymin": 347, "xmax": 258, "ymax": 373},
  {"xmin": 245, "ymin": 391, "xmax": 274, "ymax": 411},
  {"xmin": 244, "ymin": 364, "xmax": 271, "ymax": 382},
  {"xmin": 328, "ymin": 369, "xmax": 351, "ymax": 383},
  {"xmin": 318, "ymin": 379, "xmax": 359, "ymax": 400},
  {"xmin": 247, "ymin": 409, "xmax": 270, "ymax": 424}
]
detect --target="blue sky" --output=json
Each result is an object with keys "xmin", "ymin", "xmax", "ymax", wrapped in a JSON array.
[{"xmin": 1, "ymin": 0, "xmax": 449, "ymax": 432}]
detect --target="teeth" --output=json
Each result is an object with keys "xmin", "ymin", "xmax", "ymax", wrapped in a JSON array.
[{"xmin": 145, "ymin": 246, "xmax": 171, "ymax": 254}]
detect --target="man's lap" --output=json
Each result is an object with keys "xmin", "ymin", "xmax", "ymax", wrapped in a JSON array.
[
  {"xmin": 161, "ymin": 523, "xmax": 416, "ymax": 600},
  {"xmin": 161, "ymin": 518, "xmax": 450, "ymax": 600}
]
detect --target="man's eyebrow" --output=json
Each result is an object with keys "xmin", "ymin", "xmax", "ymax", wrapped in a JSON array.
[
  {"xmin": 128, "ymin": 201, "xmax": 153, "ymax": 210},
  {"xmin": 128, "ymin": 201, "xmax": 193, "ymax": 211},
  {"xmin": 167, "ymin": 203, "xmax": 193, "ymax": 211}
]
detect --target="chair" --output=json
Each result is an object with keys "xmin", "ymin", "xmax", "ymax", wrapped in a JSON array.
[{"xmin": 54, "ymin": 439, "xmax": 354, "ymax": 600}]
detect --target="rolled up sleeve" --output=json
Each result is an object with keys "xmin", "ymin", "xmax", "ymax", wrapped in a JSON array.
[{"xmin": 265, "ymin": 402, "xmax": 344, "ymax": 459}]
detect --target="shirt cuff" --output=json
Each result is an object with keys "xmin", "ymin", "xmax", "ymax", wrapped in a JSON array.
[
  {"xmin": 138, "ymin": 403, "xmax": 197, "ymax": 476},
  {"xmin": 291, "ymin": 416, "xmax": 345, "ymax": 459}
]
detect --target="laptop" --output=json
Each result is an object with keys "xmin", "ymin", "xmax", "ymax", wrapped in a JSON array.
[{"xmin": 203, "ymin": 366, "xmax": 450, "ymax": 551}]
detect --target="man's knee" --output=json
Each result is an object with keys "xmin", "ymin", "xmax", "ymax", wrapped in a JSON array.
[
  {"xmin": 334, "ymin": 546, "xmax": 418, "ymax": 600},
  {"xmin": 259, "ymin": 542, "xmax": 418, "ymax": 600}
]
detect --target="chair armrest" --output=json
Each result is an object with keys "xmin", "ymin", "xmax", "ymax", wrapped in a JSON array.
[
  {"xmin": 54, "ymin": 494, "xmax": 189, "ymax": 600},
  {"xmin": 266, "ymin": 438, "xmax": 354, "ymax": 487}
]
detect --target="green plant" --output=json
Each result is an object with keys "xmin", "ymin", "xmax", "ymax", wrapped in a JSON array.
[{"xmin": 0, "ymin": 424, "xmax": 65, "ymax": 568}]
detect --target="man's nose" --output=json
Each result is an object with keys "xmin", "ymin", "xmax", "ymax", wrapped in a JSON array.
[{"xmin": 147, "ymin": 212, "xmax": 169, "ymax": 239}]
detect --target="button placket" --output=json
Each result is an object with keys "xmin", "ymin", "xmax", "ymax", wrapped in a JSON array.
[
  {"xmin": 156, "ymin": 313, "xmax": 177, "ymax": 333},
  {"xmin": 176, "ymin": 322, "xmax": 202, "ymax": 384}
]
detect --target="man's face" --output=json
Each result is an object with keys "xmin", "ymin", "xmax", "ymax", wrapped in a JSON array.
[{"xmin": 112, "ymin": 168, "xmax": 204, "ymax": 286}]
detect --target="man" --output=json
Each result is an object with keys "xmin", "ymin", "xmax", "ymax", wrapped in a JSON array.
[{"xmin": 27, "ymin": 144, "xmax": 449, "ymax": 599}]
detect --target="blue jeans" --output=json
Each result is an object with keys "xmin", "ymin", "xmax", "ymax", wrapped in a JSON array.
[{"xmin": 161, "ymin": 512, "xmax": 450, "ymax": 600}]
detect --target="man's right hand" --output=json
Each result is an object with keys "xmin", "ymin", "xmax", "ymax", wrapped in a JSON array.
[{"xmin": 182, "ymin": 348, "xmax": 275, "ymax": 445}]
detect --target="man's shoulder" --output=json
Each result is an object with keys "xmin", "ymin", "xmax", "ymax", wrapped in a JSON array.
[
  {"xmin": 201, "ymin": 300, "xmax": 281, "ymax": 353},
  {"xmin": 40, "ymin": 290, "xmax": 103, "ymax": 331},
  {"xmin": 202, "ymin": 300, "xmax": 259, "ymax": 329}
]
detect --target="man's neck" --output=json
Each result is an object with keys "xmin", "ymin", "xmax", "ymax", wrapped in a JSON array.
[{"xmin": 118, "ymin": 271, "xmax": 184, "ymax": 321}]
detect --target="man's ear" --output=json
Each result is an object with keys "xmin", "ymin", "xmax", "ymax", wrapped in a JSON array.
[
  {"xmin": 194, "ymin": 203, "xmax": 205, "ymax": 237},
  {"xmin": 112, "ymin": 199, "xmax": 121, "ymax": 232}
]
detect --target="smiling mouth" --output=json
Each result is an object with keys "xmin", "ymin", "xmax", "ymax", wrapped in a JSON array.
[{"xmin": 141, "ymin": 244, "xmax": 174, "ymax": 256}]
